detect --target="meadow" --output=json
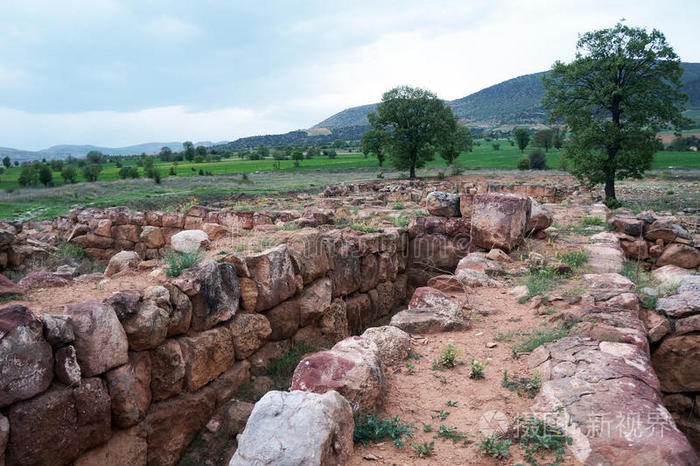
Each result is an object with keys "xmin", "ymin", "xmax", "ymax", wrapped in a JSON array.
[{"xmin": 0, "ymin": 139, "xmax": 696, "ymax": 220}]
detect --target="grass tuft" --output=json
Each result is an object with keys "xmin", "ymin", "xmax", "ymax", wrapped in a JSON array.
[
  {"xmin": 164, "ymin": 251, "xmax": 201, "ymax": 277},
  {"xmin": 353, "ymin": 413, "xmax": 415, "ymax": 448}
]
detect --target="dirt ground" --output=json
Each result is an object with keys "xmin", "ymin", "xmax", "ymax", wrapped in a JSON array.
[{"xmin": 347, "ymin": 286, "xmax": 581, "ymax": 465}]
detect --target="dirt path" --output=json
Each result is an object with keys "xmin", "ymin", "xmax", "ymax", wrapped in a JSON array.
[{"xmin": 347, "ymin": 287, "xmax": 580, "ymax": 465}]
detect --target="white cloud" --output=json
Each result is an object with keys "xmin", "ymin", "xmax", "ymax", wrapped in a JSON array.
[
  {"xmin": 142, "ymin": 16, "xmax": 200, "ymax": 43},
  {"xmin": 0, "ymin": 106, "xmax": 294, "ymax": 150}
]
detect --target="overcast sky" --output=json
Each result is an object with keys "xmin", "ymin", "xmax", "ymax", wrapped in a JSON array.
[{"xmin": 1, "ymin": 0, "xmax": 698, "ymax": 150}]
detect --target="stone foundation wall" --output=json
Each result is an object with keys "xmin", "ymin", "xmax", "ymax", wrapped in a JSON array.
[{"xmin": 0, "ymin": 227, "xmax": 411, "ymax": 466}]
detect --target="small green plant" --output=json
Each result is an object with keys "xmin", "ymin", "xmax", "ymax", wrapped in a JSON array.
[
  {"xmin": 433, "ymin": 374, "xmax": 447, "ymax": 384},
  {"xmin": 470, "ymin": 358, "xmax": 490, "ymax": 379},
  {"xmin": 520, "ymin": 267, "xmax": 558, "ymax": 300},
  {"xmin": 392, "ymin": 202, "xmax": 405, "ymax": 210},
  {"xmin": 581, "ymin": 216, "xmax": 605, "ymax": 227},
  {"xmin": 376, "ymin": 171, "xmax": 384, "ymax": 179},
  {"xmin": 434, "ymin": 343, "xmax": 462, "ymax": 369},
  {"xmin": 501, "ymin": 371, "xmax": 542, "ymax": 398},
  {"xmin": 476, "ymin": 434, "xmax": 511, "ymax": 459},
  {"xmin": 446, "ymin": 400, "xmax": 459, "ymax": 407},
  {"xmin": 349, "ymin": 223, "xmax": 377, "ymax": 233},
  {"xmin": 514, "ymin": 415, "xmax": 573, "ymax": 465},
  {"xmin": 353, "ymin": 413, "xmax": 415, "ymax": 448},
  {"xmin": 422, "ymin": 422, "xmax": 433, "ymax": 432},
  {"xmin": 437, "ymin": 170, "xmax": 445, "ymax": 179},
  {"xmin": 408, "ymin": 351, "xmax": 422, "ymax": 360},
  {"xmin": 164, "ymin": 251, "xmax": 201, "ymax": 277},
  {"xmin": 512, "ymin": 325, "xmax": 570, "ymax": 356},
  {"xmin": 437, "ymin": 409, "xmax": 450, "ymax": 420},
  {"xmin": 436, "ymin": 424, "xmax": 468, "ymax": 444},
  {"xmin": 405, "ymin": 361, "xmax": 416, "ymax": 375},
  {"xmin": 411, "ymin": 441, "xmax": 435, "ymax": 458},
  {"xmin": 556, "ymin": 249, "xmax": 588, "ymax": 270},
  {"xmin": 620, "ymin": 261, "xmax": 656, "ymax": 290},
  {"xmin": 392, "ymin": 216, "xmax": 410, "ymax": 227}
]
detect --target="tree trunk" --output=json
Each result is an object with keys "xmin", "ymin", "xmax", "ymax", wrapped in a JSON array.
[
  {"xmin": 409, "ymin": 165, "xmax": 416, "ymax": 179},
  {"xmin": 604, "ymin": 174, "xmax": 615, "ymax": 200}
]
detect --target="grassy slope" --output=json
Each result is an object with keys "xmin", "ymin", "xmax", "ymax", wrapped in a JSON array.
[{"xmin": 0, "ymin": 143, "xmax": 696, "ymax": 220}]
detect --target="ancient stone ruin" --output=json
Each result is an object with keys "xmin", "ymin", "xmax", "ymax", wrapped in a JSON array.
[{"xmin": 0, "ymin": 179, "xmax": 698, "ymax": 465}]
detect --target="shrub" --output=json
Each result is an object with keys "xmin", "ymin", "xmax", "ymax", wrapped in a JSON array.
[
  {"xmin": 492, "ymin": 143, "xmax": 501, "ymax": 150},
  {"xmin": 517, "ymin": 157, "xmax": 530, "ymax": 170},
  {"xmin": 353, "ymin": 413, "xmax": 414, "ymax": 448},
  {"xmin": 528, "ymin": 149, "xmax": 547, "ymax": 170},
  {"xmin": 476, "ymin": 434, "xmax": 511, "ymax": 459},
  {"xmin": 164, "ymin": 251, "xmax": 201, "ymax": 277},
  {"xmin": 469, "ymin": 358, "xmax": 490, "ymax": 379},
  {"xmin": 434, "ymin": 343, "xmax": 462, "ymax": 369}
]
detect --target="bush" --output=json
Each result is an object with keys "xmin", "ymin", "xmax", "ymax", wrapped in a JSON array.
[
  {"xmin": 517, "ymin": 157, "xmax": 530, "ymax": 170},
  {"xmin": 528, "ymin": 149, "xmax": 547, "ymax": 169},
  {"xmin": 354, "ymin": 413, "xmax": 414, "ymax": 448},
  {"xmin": 164, "ymin": 251, "xmax": 201, "ymax": 277},
  {"xmin": 492, "ymin": 143, "xmax": 501, "ymax": 150}
]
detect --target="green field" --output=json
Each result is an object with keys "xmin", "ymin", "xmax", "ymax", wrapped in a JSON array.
[{"xmin": 0, "ymin": 139, "xmax": 696, "ymax": 220}]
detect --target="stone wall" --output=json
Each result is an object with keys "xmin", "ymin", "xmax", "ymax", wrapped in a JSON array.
[{"xmin": 0, "ymin": 227, "xmax": 411, "ymax": 466}]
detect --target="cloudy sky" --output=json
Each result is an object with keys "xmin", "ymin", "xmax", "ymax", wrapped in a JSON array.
[{"xmin": 1, "ymin": 0, "xmax": 698, "ymax": 150}]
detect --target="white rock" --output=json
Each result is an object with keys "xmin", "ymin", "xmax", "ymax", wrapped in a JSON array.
[{"xmin": 171, "ymin": 230, "xmax": 209, "ymax": 254}]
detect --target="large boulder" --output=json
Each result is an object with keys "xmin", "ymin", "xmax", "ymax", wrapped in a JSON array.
[
  {"xmin": 291, "ymin": 336, "xmax": 386, "ymax": 412},
  {"xmin": 105, "ymin": 351, "xmax": 152, "ymax": 428},
  {"xmin": 0, "ymin": 305, "xmax": 53, "ymax": 407},
  {"xmin": 526, "ymin": 198, "xmax": 553, "ymax": 234},
  {"xmin": 0, "ymin": 274, "xmax": 24, "ymax": 297},
  {"xmin": 64, "ymin": 301, "xmax": 129, "ymax": 377},
  {"xmin": 145, "ymin": 388, "xmax": 217, "ymax": 466},
  {"xmin": 285, "ymin": 230, "xmax": 331, "ymax": 284},
  {"xmin": 529, "ymin": 337, "xmax": 697, "ymax": 465},
  {"xmin": 139, "ymin": 226, "xmax": 165, "ymax": 249},
  {"xmin": 390, "ymin": 287, "xmax": 469, "ymax": 333},
  {"xmin": 226, "ymin": 313, "xmax": 272, "ymax": 360},
  {"xmin": 120, "ymin": 286, "xmax": 171, "ymax": 351},
  {"xmin": 361, "ymin": 325, "xmax": 411, "ymax": 367},
  {"xmin": 425, "ymin": 191, "xmax": 460, "ymax": 217},
  {"xmin": 470, "ymin": 193, "xmax": 531, "ymax": 252},
  {"xmin": 6, "ymin": 378, "xmax": 112, "ymax": 466},
  {"xmin": 172, "ymin": 260, "xmax": 240, "ymax": 331},
  {"xmin": 230, "ymin": 390, "xmax": 353, "ymax": 466},
  {"xmin": 178, "ymin": 326, "xmax": 236, "ymax": 392},
  {"xmin": 656, "ymin": 243, "xmax": 700, "ymax": 269},
  {"xmin": 245, "ymin": 245, "xmax": 297, "ymax": 311},
  {"xmin": 652, "ymin": 334, "xmax": 700, "ymax": 393},
  {"xmin": 170, "ymin": 230, "xmax": 209, "ymax": 253},
  {"xmin": 455, "ymin": 252, "xmax": 504, "ymax": 276},
  {"xmin": 17, "ymin": 271, "xmax": 70, "ymax": 290},
  {"xmin": 104, "ymin": 250, "xmax": 141, "ymax": 277}
]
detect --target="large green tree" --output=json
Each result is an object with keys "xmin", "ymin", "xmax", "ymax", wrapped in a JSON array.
[
  {"xmin": 439, "ymin": 125, "xmax": 472, "ymax": 166},
  {"xmin": 368, "ymin": 86, "xmax": 457, "ymax": 178},
  {"xmin": 542, "ymin": 23, "xmax": 687, "ymax": 201},
  {"xmin": 361, "ymin": 129, "xmax": 387, "ymax": 166},
  {"xmin": 513, "ymin": 128, "xmax": 530, "ymax": 153}
]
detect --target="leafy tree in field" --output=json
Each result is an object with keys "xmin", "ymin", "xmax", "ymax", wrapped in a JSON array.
[
  {"xmin": 48, "ymin": 160, "xmax": 63, "ymax": 172},
  {"xmin": 38, "ymin": 164, "xmax": 53, "ymax": 186},
  {"xmin": 368, "ymin": 86, "xmax": 457, "ymax": 178},
  {"xmin": 333, "ymin": 139, "xmax": 345, "ymax": 148},
  {"xmin": 513, "ymin": 128, "xmax": 530, "ymax": 153},
  {"xmin": 195, "ymin": 146, "xmax": 207, "ymax": 157},
  {"xmin": 291, "ymin": 148, "xmax": 304, "ymax": 167},
  {"xmin": 119, "ymin": 166, "xmax": 139, "ymax": 179},
  {"xmin": 361, "ymin": 129, "xmax": 387, "ymax": 166},
  {"xmin": 322, "ymin": 149, "xmax": 337, "ymax": 159},
  {"xmin": 256, "ymin": 144, "xmax": 269, "ymax": 158},
  {"xmin": 2, "ymin": 156, "xmax": 10, "ymax": 168},
  {"xmin": 440, "ymin": 125, "xmax": 473, "ymax": 166},
  {"xmin": 159, "ymin": 146, "xmax": 173, "ymax": 161},
  {"xmin": 82, "ymin": 163, "xmax": 103, "ymax": 182},
  {"xmin": 183, "ymin": 141, "xmax": 195, "ymax": 161},
  {"xmin": 143, "ymin": 157, "xmax": 156, "ymax": 178},
  {"xmin": 517, "ymin": 157, "xmax": 530, "ymax": 170},
  {"xmin": 13, "ymin": 161, "xmax": 18, "ymax": 167},
  {"xmin": 61, "ymin": 165, "xmax": 78, "ymax": 183},
  {"xmin": 543, "ymin": 23, "xmax": 687, "ymax": 201},
  {"xmin": 533, "ymin": 129, "xmax": 554, "ymax": 151},
  {"xmin": 529, "ymin": 149, "xmax": 548, "ymax": 169},
  {"xmin": 492, "ymin": 142, "xmax": 500, "ymax": 151},
  {"xmin": 168, "ymin": 166, "xmax": 177, "ymax": 176},
  {"xmin": 86, "ymin": 150, "xmax": 105, "ymax": 164},
  {"xmin": 306, "ymin": 146, "xmax": 320, "ymax": 159},
  {"xmin": 18, "ymin": 164, "xmax": 39, "ymax": 187}
]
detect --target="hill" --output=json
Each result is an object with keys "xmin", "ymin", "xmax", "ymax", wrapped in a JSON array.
[
  {"xmin": 0, "ymin": 141, "xmax": 218, "ymax": 162},
  {"xmin": 314, "ymin": 62, "xmax": 700, "ymax": 129}
]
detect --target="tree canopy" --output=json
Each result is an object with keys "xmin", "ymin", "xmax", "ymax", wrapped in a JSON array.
[
  {"xmin": 513, "ymin": 128, "xmax": 530, "ymax": 153},
  {"xmin": 367, "ymin": 86, "xmax": 457, "ymax": 178},
  {"xmin": 439, "ymin": 125, "xmax": 472, "ymax": 166},
  {"xmin": 542, "ymin": 22, "xmax": 687, "ymax": 201},
  {"xmin": 361, "ymin": 129, "xmax": 388, "ymax": 166}
]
